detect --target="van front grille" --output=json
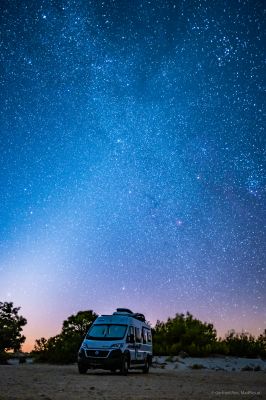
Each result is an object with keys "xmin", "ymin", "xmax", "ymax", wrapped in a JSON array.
[{"xmin": 85, "ymin": 350, "xmax": 109, "ymax": 358}]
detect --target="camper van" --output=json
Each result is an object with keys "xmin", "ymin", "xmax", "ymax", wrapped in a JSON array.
[{"xmin": 77, "ymin": 308, "xmax": 152, "ymax": 375}]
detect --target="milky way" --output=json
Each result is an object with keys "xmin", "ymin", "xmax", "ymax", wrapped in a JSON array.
[{"xmin": 0, "ymin": 0, "xmax": 265, "ymax": 350}]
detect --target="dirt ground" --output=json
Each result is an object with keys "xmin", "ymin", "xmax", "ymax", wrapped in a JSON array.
[{"xmin": 0, "ymin": 363, "xmax": 265, "ymax": 400}]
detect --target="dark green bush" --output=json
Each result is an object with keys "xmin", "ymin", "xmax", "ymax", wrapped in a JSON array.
[
  {"xmin": 225, "ymin": 330, "xmax": 266, "ymax": 358},
  {"xmin": 33, "ymin": 310, "xmax": 98, "ymax": 364},
  {"xmin": 153, "ymin": 312, "xmax": 217, "ymax": 357},
  {"xmin": 152, "ymin": 314, "xmax": 266, "ymax": 358},
  {"xmin": 190, "ymin": 363, "xmax": 206, "ymax": 369}
]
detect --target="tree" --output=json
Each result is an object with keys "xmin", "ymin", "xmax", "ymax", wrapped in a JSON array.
[
  {"xmin": 225, "ymin": 330, "xmax": 266, "ymax": 358},
  {"xmin": 34, "ymin": 337, "xmax": 48, "ymax": 353},
  {"xmin": 257, "ymin": 329, "xmax": 266, "ymax": 358},
  {"xmin": 61, "ymin": 310, "xmax": 97, "ymax": 338},
  {"xmin": 33, "ymin": 310, "xmax": 98, "ymax": 363},
  {"xmin": 0, "ymin": 302, "xmax": 27, "ymax": 355},
  {"xmin": 153, "ymin": 312, "xmax": 217, "ymax": 356}
]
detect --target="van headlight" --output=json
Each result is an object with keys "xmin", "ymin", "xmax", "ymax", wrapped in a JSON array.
[{"xmin": 111, "ymin": 343, "xmax": 123, "ymax": 349}]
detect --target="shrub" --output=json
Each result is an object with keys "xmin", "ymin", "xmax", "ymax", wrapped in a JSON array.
[
  {"xmin": 190, "ymin": 364, "xmax": 206, "ymax": 369},
  {"xmin": 33, "ymin": 310, "xmax": 98, "ymax": 364},
  {"xmin": 153, "ymin": 312, "xmax": 217, "ymax": 357},
  {"xmin": 241, "ymin": 365, "xmax": 253, "ymax": 371}
]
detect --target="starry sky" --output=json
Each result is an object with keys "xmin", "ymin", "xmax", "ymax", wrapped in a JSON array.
[{"xmin": 0, "ymin": 0, "xmax": 265, "ymax": 351}]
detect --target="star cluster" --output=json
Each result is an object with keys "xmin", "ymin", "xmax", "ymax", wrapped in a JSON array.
[{"xmin": 0, "ymin": 0, "xmax": 265, "ymax": 350}]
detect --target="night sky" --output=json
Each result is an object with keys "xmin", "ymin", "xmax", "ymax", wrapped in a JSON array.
[{"xmin": 0, "ymin": 0, "xmax": 265, "ymax": 351}]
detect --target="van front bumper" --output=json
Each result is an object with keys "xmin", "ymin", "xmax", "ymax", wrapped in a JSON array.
[{"xmin": 78, "ymin": 348, "xmax": 122, "ymax": 370}]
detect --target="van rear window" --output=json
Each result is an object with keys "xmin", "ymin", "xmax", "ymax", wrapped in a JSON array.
[{"xmin": 142, "ymin": 328, "xmax": 152, "ymax": 343}]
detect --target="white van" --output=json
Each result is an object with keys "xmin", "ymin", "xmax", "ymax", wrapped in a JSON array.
[{"xmin": 77, "ymin": 308, "xmax": 152, "ymax": 375}]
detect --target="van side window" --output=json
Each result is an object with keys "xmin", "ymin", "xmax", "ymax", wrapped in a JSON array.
[
  {"xmin": 147, "ymin": 330, "xmax": 152, "ymax": 342},
  {"xmin": 142, "ymin": 328, "xmax": 147, "ymax": 344},
  {"xmin": 128, "ymin": 326, "xmax": 135, "ymax": 341},
  {"xmin": 135, "ymin": 327, "xmax": 142, "ymax": 343}
]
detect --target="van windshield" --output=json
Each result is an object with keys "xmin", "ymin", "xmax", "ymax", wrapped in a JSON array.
[{"xmin": 86, "ymin": 324, "xmax": 127, "ymax": 340}]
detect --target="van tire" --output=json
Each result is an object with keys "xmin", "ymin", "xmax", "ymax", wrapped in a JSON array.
[
  {"xmin": 142, "ymin": 357, "xmax": 149, "ymax": 374},
  {"xmin": 78, "ymin": 363, "xmax": 87, "ymax": 374},
  {"xmin": 120, "ymin": 355, "xmax": 129, "ymax": 375}
]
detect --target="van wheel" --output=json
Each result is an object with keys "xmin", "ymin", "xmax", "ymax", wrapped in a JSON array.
[
  {"xmin": 120, "ymin": 355, "xmax": 129, "ymax": 375},
  {"xmin": 142, "ymin": 358, "xmax": 149, "ymax": 374},
  {"xmin": 78, "ymin": 363, "xmax": 87, "ymax": 374}
]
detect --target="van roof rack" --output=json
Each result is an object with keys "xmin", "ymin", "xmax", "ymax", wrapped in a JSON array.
[
  {"xmin": 113, "ymin": 308, "xmax": 146, "ymax": 323},
  {"xmin": 115, "ymin": 308, "xmax": 134, "ymax": 314},
  {"xmin": 133, "ymin": 313, "xmax": 146, "ymax": 322}
]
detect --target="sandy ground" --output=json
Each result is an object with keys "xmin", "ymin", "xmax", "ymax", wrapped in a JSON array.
[{"xmin": 0, "ymin": 363, "xmax": 265, "ymax": 400}]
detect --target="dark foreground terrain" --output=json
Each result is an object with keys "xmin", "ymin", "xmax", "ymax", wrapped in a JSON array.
[{"xmin": 0, "ymin": 363, "xmax": 265, "ymax": 400}]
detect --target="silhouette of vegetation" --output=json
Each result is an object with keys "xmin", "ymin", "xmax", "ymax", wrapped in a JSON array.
[
  {"xmin": 0, "ymin": 301, "xmax": 259, "ymax": 363},
  {"xmin": 33, "ymin": 310, "xmax": 98, "ymax": 363},
  {"xmin": 224, "ymin": 330, "xmax": 266, "ymax": 358},
  {"xmin": 0, "ymin": 302, "xmax": 27, "ymax": 363},
  {"xmin": 153, "ymin": 312, "xmax": 217, "ymax": 356},
  {"xmin": 152, "ymin": 314, "xmax": 266, "ymax": 358}
]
